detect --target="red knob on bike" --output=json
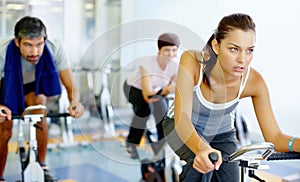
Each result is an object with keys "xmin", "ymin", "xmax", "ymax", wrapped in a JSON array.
[{"xmin": 209, "ymin": 152, "xmax": 218, "ymax": 163}]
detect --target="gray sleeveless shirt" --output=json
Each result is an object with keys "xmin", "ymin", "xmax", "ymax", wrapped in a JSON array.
[{"xmin": 191, "ymin": 66, "xmax": 250, "ymax": 137}]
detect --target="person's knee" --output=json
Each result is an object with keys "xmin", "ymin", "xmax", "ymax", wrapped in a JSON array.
[
  {"xmin": 134, "ymin": 108, "xmax": 151, "ymax": 117},
  {"xmin": 24, "ymin": 92, "xmax": 47, "ymax": 106}
]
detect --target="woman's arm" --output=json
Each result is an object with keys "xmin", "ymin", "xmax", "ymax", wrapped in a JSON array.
[
  {"xmin": 247, "ymin": 69, "xmax": 300, "ymax": 152},
  {"xmin": 140, "ymin": 65, "xmax": 172, "ymax": 102},
  {"xmin": 165, "ymin": 74, "xmax": 177, "ymax": 93},
  {"xmin": 174, "ymin": 51, "xmax": 222, "ymax": 173},
  {"xmin": 140, "ymin": 66, "xmax": 160, "ymax": 103}
]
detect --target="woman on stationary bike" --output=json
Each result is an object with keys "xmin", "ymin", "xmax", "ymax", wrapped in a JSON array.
[{"xmin": 170, "ymin": 13, "xmax": 300, "ymax": 182}]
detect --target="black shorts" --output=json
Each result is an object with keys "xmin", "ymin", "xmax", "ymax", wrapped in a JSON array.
[{"xmin": 23, "ymin": 81, "xmax": 35, "ymax": 96}]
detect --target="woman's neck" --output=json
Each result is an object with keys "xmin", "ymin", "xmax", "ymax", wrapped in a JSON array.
[
  {"xmin": 210, "ymin": 62, "xmax": 241, "ymax": 87},
  {"xmin": 157, "ymin": 55, "xmax": 167, "ymax": 70}
]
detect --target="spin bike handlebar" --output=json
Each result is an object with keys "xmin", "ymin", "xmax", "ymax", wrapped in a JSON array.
[
  {"xmin": 209, "ymin": 142, "xmax": 300, "ymax": 164},
  {"xmin": 209, "ymin": 142, "xmax": 274, "ymax": 163},
  {"xmin": 226, "ymin": 142, "xmax": 274, "ymax": 162},
  {"xmin": 267, "ymin": 151, "xmax": 300, "ymax": 161},
  {"xmin": 2, "ymin": 105, "xmax": 71, "ymax": 120}
]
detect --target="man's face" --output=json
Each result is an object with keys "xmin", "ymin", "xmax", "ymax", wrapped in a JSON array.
[
  {"xmin": 158, "ymin": 45, "xmax": 178, "ymax": 61},
  {"xmin": 14, "ymin": 36, "xmax": 45, "ymax": 64}
]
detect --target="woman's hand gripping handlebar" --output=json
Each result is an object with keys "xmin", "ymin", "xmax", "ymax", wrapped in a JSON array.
[{"xmin": 192, "ymin": 148, "xmax": 222, "ymax": 174}]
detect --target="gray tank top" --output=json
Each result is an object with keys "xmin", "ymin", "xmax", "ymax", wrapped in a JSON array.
[{"xmin": 191, "ymin": 65, "xmax": 250, "ymax": 136}]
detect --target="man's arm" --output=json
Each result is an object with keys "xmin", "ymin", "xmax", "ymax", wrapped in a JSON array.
[{"xmin": 59, "ymin": 68, "xmax": 84, "ymax": 118}]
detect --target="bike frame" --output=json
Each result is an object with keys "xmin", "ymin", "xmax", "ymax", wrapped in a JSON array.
[
  {"xmin": 14, "ymin": 105, "xmax": 47, "ymax": 182},
  {"xmin": 73, "ymin": 66, "xmax": 117, "ymax": 138},
  {"xmin": 14, "ymin": 105, "xmax": 72, "ymax": 182},
  {"xmin": 212, "ymin": 142, "xmax": 300, "ymax": 182}
]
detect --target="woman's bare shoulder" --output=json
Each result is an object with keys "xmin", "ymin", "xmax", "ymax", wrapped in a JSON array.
[
  {"xmin": 180, "ymin": 50, "xmax": 202, "ymax": 66},
  {"xmin": 179, "ymin": 50, "xmax": 202, "ymax": 83},
  {"xmin": 243, "ymin": 67, "xmax": 268, "ymax": 97}
]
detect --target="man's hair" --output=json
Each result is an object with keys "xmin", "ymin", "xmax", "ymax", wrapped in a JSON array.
[
  {"xmin": 14, "ymin": 16, "xmax": 47, "ymax": 41},
  {"xmin": 157, "ymin": 33, "xmax": 180, "ymax": 50}
]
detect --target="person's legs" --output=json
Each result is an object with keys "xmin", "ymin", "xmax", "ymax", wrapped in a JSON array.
[
  {"xmin": 124, "ymin": 83, "xmax": 151, "ymax": 144},
  {"xmin": 123, "ymin": 82, "xmax": 151, "ymax": 158},
  {"xmin": 180, "ymin": 161, "xmax": 213, "ymax": 182},
  {"xmin": 125, "ymin": 107, "xmax": 150, "ymax": 159},
  {"xmin": 0, "ymin": 119, "xmax": 13, "ymax": 180},
  {"xmin": 179, "ymin": 131, "xmax": 239, "ymax": 182},
  {"xmin": 126, "ymin": 112, "xmax": 150, "ymax": 144},
  {"xmin": 210, "ymin": 131, "xmax": 240, "ymax": 182},
  {"xmin": 151, "ymin": 97, "xmax": 168, "ymax": 141}
]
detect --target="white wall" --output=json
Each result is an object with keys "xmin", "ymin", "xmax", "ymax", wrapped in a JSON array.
[{"xmin": 120, "ymin": 0, "xmax": 300, "ymax": 137}]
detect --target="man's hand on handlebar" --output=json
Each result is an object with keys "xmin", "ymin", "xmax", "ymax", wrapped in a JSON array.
[
  {"xmin": 0, "ymin": 105, "xmax": 11, "ymax": 122},
  {"xmin": 68, "ymin": 102, "xmax": 84, "ymax": 118},
  {"xmin": 193, "ymin": 147, "xmax": 222, "ymax": 174}
]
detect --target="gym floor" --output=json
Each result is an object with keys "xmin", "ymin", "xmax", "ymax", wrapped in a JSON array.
[
  {"xmin": 3, "ymin": 107, "xmax": 300, "ymax": 182},
  {"xmin": 4, "ymin": 107, "xmax": 166, "ymax": 182},
  {"xmin": 5, "ymin": 140, "xmax": 145, "ymax": 182}
]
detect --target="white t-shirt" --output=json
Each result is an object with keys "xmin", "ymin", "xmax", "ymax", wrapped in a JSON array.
[{"xmin": 126, "ymin": 55, "xmax": 178, "ymax": 91}]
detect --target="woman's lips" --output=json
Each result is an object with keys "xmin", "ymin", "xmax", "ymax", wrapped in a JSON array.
[{"xmin": 234, "ymin": 66, "xmax": 245, "ymax": 72}]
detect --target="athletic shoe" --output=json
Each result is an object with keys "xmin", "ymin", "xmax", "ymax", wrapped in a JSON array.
[
  {"xmin": 0, "ymin": 176, "xmax": 5, "ymax": 182},
  {"xmin": 43, "ymin": 167, "xmax": 58, "ymax": 182},
  {"xmin": 125, "ymin": 143, "xmax": 139, "ymax": 159}
]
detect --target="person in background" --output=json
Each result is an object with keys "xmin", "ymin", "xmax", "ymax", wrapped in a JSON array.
[
  {"xmin": 0, "ymin": 16, "xmax": 84, "ymax": 182},
  {"xmin": 172, "ymin": 13, "xmax": 300, "ymax": 181},
  {"xmin": 123, "ymin": 33, "xmax": 180, "ymax": 159}
]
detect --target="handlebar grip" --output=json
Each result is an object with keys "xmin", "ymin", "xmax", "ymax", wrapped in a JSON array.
[
  {"xmin": 209, "ymin": 152, "xmax": 218, "ymax": 163},
  {"xmin": 72, "ymin": 106, "xmax": 77, "ymax": 110},
  {"xmin": 267, "ymin": 152, "xmax": 300, "ymax": 161}
]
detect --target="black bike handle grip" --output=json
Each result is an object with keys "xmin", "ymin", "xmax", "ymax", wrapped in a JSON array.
[{"xmin": 209, "ymin": 152, "xmax": 218, "ymax": 163}]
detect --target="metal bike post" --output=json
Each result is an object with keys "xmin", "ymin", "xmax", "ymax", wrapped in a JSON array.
[
  {"xmin": 17, "ymin": 118, "xmax": 26, "ymax": 181},
  {"xmin": 23, "ymin": 114, "xmax": 45, "ymax": 182},
  {"xmin": 28, "ymin": 118, "xmax": 37, "ymax": 163},
  {"xmin": 100, "ymin": 68, "xmax": 116, "ymax": 137}
]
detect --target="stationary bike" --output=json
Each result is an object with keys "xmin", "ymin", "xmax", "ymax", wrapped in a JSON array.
[
  {"xmin": 209, "ymin": 142, "xmax": 300, "ymax": 182},
  {"xmin": 10, "ymin": 105, "xmax": 54, "ymax": 182}
]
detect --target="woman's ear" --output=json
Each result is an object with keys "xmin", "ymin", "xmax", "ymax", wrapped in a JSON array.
[{"xmin": 211, "ymin": 39, "xmax": 219, "ymax": 55}]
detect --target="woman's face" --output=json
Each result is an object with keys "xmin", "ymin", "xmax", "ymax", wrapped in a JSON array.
[
  {"xmin": 214, "ymin": 29, "xmax": 255, "ymax": 78},
  {"xmin": 158, "ymin": 45, "xmax": 178, "ymax": 61}
]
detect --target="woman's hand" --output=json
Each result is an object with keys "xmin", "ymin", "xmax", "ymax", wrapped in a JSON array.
[
  {"xmin": 68, "ymin": 102, "xmax": 84, "ymax": 118},
  {"xmin": 192, "ymin": 147, "xmax": 222, "ymax": 174},
  {"xmin": 0, "ymin": 105, "xmax": 11, "ymax": 122},
  {"xmin": 164, "ymin": 83, "xmax": 175, "ymax": 94}
]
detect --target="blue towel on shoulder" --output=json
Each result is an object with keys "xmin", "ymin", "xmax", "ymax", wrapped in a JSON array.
[{"xmin": 1, "ymin": 40, "xmax": 62, "ymax": 114}]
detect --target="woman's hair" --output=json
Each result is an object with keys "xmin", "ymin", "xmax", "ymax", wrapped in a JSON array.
[
  {"xmin": 157, "ymin": 33, "xmax": 180, "ymax": 50},
  {"xmin": 200, "ymin": 13, "xmax": 256, "ymax": 86},
  {"xmin": 14, "ymin": 16, "xmax": 47, "ymax": 42}
]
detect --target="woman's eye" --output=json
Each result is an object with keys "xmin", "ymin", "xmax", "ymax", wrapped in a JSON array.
[
  {"xmin": 230, "ymin": 47, "xmax": 238, "ymax": 52},
  {"xmin": 246, "ymin": 48, "xmax": 254, "ymax": 54}
]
